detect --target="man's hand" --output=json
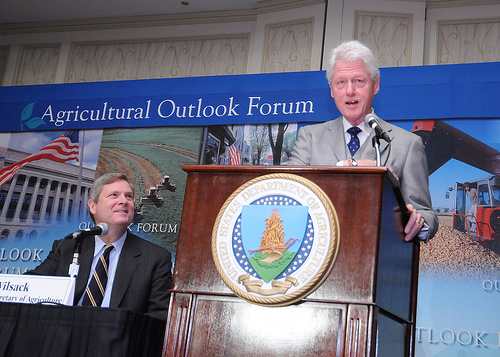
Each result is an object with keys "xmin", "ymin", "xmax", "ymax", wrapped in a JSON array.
[
  {"xmin": 343, "ymin": 159, "xmax": 399, "ymax": 181},
  {"xmin": 343, "ymin": 159, "xmax": 377, "ymax": 166},
  {"xmin": 403, "ymin": 204, "xmax": 424, "ymax": 242}
]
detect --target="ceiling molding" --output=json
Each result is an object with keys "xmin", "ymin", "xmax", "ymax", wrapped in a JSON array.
[
  {"xmin": 2, "ymin": 0, "xmax": 496, "ymax": 35},
  {"xmin": 0, "ymin": 0, "xmax": 325, "ymax": 35},
  {"xmin": 0, "ymin": 10, "xmax": 257, "ymax": 35},
  {"xmin": 256, "ymin": 0, "xmax": 325, "ymax": 13},
  {"xmin": 426, "ymin": 0, "xmax": 500, "ymax": 9}
]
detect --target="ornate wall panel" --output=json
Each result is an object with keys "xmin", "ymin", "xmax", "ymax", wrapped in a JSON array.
[
  {"xmin": 65, "ymin": 35, "xmax": 250, "ymax": 83},
  {"xmin": 0, "ymin": 46, "xmax": 9, "ymax": 86},
  {"xmin": 262, "ymin": 19, "xmax": 314, "ymax": 73},
  {"xmin": 355, "ymin": 11, "xmax": 413, "ymax": 67},
  {"xmin": 14, "ymin": 45, "xmax": 60, "ymax": 85},
  {"xmin": 438, "ymin": 18, "xmax": 500, "ymax": 64}
]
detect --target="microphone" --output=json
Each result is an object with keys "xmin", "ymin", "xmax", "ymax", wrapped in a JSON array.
[
  {"xmin": 65, "ymin": 222, "xmax": 109, "ymax": 240},
  {"xmin": 66, "ymin": 223, "xmax": 107, "ymax": 277},
  {"xmin": 365, "ymin": 114, "xmax": 391, "ymax": 142}
]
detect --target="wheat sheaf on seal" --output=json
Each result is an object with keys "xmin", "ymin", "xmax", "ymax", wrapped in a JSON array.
[{"xmin": 212, "ymin": 173, "xmax": 340, "ymax": 307}]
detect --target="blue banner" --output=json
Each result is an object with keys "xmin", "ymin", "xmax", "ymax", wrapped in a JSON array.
[{"xmin": 1, "ymin": 62, "xmax": 499, "ymax": 133}]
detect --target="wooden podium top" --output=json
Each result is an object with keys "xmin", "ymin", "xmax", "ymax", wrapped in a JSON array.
[{"xmin": 183, "ymin": 164, "xmax": 396, "ymax": 179}]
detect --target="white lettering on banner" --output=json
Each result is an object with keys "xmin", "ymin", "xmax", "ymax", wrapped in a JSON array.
[
  {"xmin": 157, "ymin": 97, "xmax": 315, "ymax": 119},
  {"xmin": 416, "ymin": 327, "xmax": 499, "ymax": 348},
  {"xmin": 157, "ymin": 97, "xmax": 240, "ymax": 118},
  {"xmin": 36, "ymin": 96, "xmax": 316, "ymax": 129},
  {"xmin": 0, "ymin": 248, "xmax": 44, "ymax": 262},
  {"xmin": 79, "ymin": 221, "xmax": 135, "ymax": 232},
  {"xmin": 246, "ymin": 97, "xmax": 314, "ymax": 116},
  {"xmin": 0, "ymin": 267, "xmax": 27, "ymax": 274},
  {"xmin": 136, "ymin": 223, "xmax": 178, "ymax": 234},
  {"xmin": 78, "ymin": 221, "xmax": 96, "ymax": 230},
  {"xmin": 44, "ymin": 101, "xmax": 151, "ymax": 127},
  {"xmin": 482, "ymin": 279, "xmax": 500, "ymax": 292}
]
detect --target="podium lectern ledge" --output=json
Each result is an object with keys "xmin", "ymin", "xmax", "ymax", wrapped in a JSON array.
[{"xmin": 164, "ymin": 165, "xmax": 419, "ymax": 357}]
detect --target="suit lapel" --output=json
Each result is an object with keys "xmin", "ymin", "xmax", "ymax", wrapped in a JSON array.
[
  {"xmin": 323, "ymin": 117, "xmax": 348, "ymax": 162},
  {"xmin": 109, "ymin": 233, "xmax": 140, "ymax": 308}
]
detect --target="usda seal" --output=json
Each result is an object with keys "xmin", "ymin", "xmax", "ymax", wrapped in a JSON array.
[{"xmin": 212, "ymin": 173, "xmax": 340, "ymax": 306}]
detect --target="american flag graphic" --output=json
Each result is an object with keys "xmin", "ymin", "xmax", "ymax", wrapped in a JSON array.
[
  {"xmin": 228, "ymin": 136, "xmax": 243, "ymax": 165},
  {"xmin": 228, "ymin": 144, "xmax": 240, "ymax": 165},
  {"xmin": 0, "ymin": 131, "xmax": 79, "ymax": 186}
]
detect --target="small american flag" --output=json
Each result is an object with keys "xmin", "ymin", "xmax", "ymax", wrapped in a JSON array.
[
  {"xmin": 228, "ymin": 145, "xmax": 240, "ymax": 165},
  {"xmin": 0, "ymin": 131, "xmax": 79, "ymax": 186},
  {"xmin": 228, "ymin": 137, "xmax": 242, "ymax": 165}
]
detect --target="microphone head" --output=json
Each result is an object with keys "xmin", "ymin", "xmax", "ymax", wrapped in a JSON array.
[
  {"xmin": 365, "ymin": 113, "xmax": 377, "ymax": 126},
  {"xmin": 365, "ymin": 113, "xmax": 391, "ymax": 142},
  {"xmin": 97, "ymin": 222, "xmax": 109, "ymax": 236}
]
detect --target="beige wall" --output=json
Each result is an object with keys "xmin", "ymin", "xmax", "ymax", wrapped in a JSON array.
[{"xmin": 0, "ymin": 0, "xmax": 499, "ymax": 86}]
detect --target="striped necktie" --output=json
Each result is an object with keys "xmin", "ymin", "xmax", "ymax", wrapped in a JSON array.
[{"xmin": 81, "ymin": 244, "xmax": 114, "ymax": 307}]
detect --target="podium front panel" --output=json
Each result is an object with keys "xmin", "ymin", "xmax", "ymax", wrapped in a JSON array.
[
  {"xmin": 166, "ymin": 165, "xmax": 418, "ymax": 356},
  {"xmin": 165, "ymin": 292, "xmax": 357, "ymax": 357}
]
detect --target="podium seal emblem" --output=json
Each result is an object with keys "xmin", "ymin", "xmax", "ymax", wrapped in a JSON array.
[{"xmin": 212, "ymin": 173, "xmax": 340, "ymax": 306}]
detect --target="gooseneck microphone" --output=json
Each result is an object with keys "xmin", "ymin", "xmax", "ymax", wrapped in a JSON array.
[
  {"xmin": 365, "ymin": 114, "xmax": 391, "ymax": 142},
  {"xmin": 65, "ymin": 222, "xmax": 109, "ymax": 240},
  {"xmin": 67, "ymin": 222, "xmax": 109, "ymax": 277}
]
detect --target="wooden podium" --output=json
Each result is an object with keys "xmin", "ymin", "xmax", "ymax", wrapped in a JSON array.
[{"xmin": 163, "ymin": 165, "xmax": 419, "ymax": 357}]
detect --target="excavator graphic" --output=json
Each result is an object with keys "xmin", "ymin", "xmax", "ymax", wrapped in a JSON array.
[{"xmin": 412, "ymin": 119, "xmax": 500, "ymax": 241}]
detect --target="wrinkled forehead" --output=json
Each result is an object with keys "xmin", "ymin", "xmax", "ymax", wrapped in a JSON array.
[{"xmin": 333, "ymin": 59, "xmax": 371, "ymax": 78}]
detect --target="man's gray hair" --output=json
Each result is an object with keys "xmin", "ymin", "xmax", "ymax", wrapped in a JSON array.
[{"xmin": 325, "ymin": 40, "xmax": 380, "ymax": 84}]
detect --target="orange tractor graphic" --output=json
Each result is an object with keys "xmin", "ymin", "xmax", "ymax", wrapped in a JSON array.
[{"xmin": 412, "ymin": 119, "xmax": 500, "ymax": 240}]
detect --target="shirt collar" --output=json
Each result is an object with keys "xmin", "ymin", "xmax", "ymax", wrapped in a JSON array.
[
  {"xmin": 93, "ymin": 231, "xmax": 127, "ymax": 256},
  {"xmin": 342, "ymin": 109, "xmax": 375, "ymax": 135},
  {"xmin": 342, "ymin": 116, "xmax": 369, "ymax": 135}
]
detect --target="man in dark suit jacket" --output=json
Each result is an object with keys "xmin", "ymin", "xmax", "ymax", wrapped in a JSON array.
[
  {"xmin": 27, "ymin": 173, "xmax": 173, "ymax": 321},
  {"xmin": 289, "ymin": 40, "xmax": 437, "ymax": 241}
]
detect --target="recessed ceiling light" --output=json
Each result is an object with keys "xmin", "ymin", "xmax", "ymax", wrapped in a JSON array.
[{"xmin": 181, "ymin": 1, "xmax": 189, "ymax": 5}]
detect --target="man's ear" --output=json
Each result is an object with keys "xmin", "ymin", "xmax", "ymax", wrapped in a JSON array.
[
  {"xmin": 374, "ymin": 76, "xmax": 380, "ymax": 95},
  {"xmin": 88, "ymin": 199, "xmax": 96, "ymax": 215}
]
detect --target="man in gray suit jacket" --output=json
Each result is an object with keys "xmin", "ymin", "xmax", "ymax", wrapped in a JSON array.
[
  {"xmin": 289, "ymin": 40, "xmax": 437, "ymax": 241},
  {"xmin": 27, "ymin": 173, "xmax": 173, "ymax": 321}
]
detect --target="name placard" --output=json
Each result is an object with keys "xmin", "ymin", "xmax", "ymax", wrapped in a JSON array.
[{"xmin": 0, "ymin": 274, "xmax": 75, "ymax": 305}]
